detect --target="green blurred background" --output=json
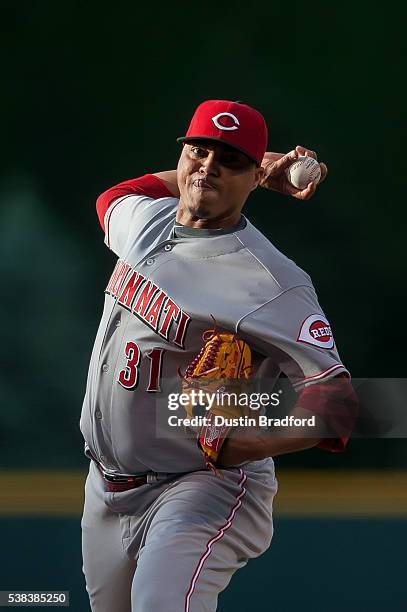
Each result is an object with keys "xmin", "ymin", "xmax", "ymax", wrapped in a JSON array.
[{"xmin": 1, "ymin": 1, "xmax": 406, "ymax": 610}]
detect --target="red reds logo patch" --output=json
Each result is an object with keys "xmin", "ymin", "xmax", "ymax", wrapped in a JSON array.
[{"xmin": 297, "ymin": 314, "xmax": 334, "ymax": 349}]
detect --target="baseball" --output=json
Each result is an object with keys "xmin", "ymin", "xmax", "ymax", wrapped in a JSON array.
[{"xmin": 286, "ymin": 155, "xmax": 321, "ymax": 189}]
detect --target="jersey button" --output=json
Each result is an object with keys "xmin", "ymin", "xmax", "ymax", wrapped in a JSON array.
[
  {"xmin": 164, "ymin": 244, "xmax": 172, "ymax": 252},
  {"xmin": 146, "ymin": 258, "xmax": 155, "ymax": 265},
  {"xmin": 102, "ymin": 363, "xmax": 109, "ymax": 373},
  {"xmin": 95, "ymin": 410, "xmax": 102, "ymax": 419},
  {"xmin": 115, "ymin": 318, "xmax": 121, "ymax": 327}
]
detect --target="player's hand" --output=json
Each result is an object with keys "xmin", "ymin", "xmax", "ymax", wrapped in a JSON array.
[{"xmin": 259, "ymin": 145, "xmax": 328, "ymax": 200}]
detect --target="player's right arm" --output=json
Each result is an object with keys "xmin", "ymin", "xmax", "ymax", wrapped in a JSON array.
[{"xmin": 97, "ymin": 143, "xmax": 327, "ymax": 255}]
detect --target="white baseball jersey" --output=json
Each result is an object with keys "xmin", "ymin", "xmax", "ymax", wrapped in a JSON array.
[{"xmin": 79, "ymin": 177, "xmax": 348, "ymax": 475}]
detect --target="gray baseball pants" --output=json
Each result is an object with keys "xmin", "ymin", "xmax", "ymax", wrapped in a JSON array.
[{"xmin": 81, "ymin": 459, "xmax": 278, "ymax": 611}]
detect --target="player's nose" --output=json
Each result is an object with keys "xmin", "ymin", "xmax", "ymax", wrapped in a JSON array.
[{"xmin": 199, "ymin": 151, "xmax": 220, "ymax": 176}]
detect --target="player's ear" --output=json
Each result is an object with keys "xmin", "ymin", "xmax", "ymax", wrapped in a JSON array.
[{"xmin": 251, "ymin": 165, "xmax": 265, "ymax": 191}]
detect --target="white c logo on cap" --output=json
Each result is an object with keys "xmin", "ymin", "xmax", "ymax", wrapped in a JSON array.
[{"xmin": 211, "ymin": 112, "xmax": 240, "ymax": 131}]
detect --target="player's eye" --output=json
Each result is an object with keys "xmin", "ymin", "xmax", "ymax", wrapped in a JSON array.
[
  {"xmin": 190, "ymin": 146, "xmax": 207, "ymax": 157},
  {"xmin": 220, "ymin": 153, "xmax": 249, "ymax": 169},
  {"xmin": 221, "ymin": 154, "xmax": 238, "ymax": 164}
]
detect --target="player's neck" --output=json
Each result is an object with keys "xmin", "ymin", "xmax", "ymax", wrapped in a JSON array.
[{"xmin": 175, "ymin": 206, "xmax": 242, "ymax": 230}]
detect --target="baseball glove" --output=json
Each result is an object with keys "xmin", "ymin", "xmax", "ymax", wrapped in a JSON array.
[{"xmin": 180, "ymin": 318, "xmax": 253, "ymax": 474}]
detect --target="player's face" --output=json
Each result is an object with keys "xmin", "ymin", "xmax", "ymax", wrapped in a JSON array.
[{"xmin": 176, "ymin": 141, "xmax": 264, "ymax": 228}]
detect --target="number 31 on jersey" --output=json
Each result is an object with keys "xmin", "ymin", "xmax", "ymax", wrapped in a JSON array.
[{"xmin": 118, "ymin": 341, "xmax": 164, "ymax": 392}]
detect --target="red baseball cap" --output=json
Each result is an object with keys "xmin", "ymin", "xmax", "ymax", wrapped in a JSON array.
[{"xmin": 177, "ymin": 100, "xmax": 268, "ymax": 166}]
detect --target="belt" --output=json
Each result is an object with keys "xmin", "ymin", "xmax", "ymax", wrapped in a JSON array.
[{"xmin": 94, "ymin": 461, "xmax": 148, "ymax": 492}]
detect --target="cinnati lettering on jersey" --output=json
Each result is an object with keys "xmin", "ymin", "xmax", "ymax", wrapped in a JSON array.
[{"xmin": 105, "ymin": 259, "xmax": 191, "ymax": 348}]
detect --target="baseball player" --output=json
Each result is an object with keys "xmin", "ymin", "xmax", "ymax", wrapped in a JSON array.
[{"xmin": 80, "ymin": 100, "xmax": 357, "ymax": 611}]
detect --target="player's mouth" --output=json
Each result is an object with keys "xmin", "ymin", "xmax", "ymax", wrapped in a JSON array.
[{"xmin": 192, "ymin": 178, "xmax": 216, "ymax": 191}]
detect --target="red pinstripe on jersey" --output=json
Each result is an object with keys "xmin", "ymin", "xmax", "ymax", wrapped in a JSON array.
[
  {"xmin": 293, "ymin": 364, "xmax": 346, "ymax": 388},
  {"xmin": 184, "ymin": 469, "xmax": 247, "ymax": 611}
]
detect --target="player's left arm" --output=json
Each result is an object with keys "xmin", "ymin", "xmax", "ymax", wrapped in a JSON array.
[
  {"xmin": 153, "ymin": 145, "xmax": 327, "ymax": 201},
  {"xmin": 220, "ymin": 280, "xmax": 359, "ymax": 466}
]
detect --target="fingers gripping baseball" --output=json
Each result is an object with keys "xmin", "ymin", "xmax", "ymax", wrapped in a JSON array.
[
  {"xmin": 295, "ymin": 145, "xmax": 317, "ymax": 159},
  {"xmin": 295, "ymin": 145, "xmax": 328, "ymax": 186},
  {"xmin": 260, "ymin": 145, "xmax": 327, "ymax": 200}
]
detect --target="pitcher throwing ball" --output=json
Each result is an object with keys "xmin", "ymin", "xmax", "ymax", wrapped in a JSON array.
[{"xmin": 80, "ymin": 99, "xmax": 358, "ymax": 611}]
